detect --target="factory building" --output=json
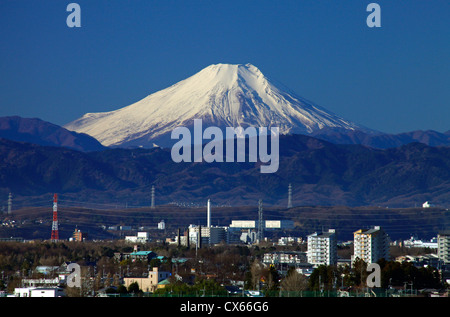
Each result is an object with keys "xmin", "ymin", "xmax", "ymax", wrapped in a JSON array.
[
  {"xmin": 171, "ymin": 200, "xmax": 296, "ymax": 246},
  {"xmin": 188, "ymin": 225, "xmax": 228, "ymax": 246},
  {"xmin": 229, "ymin": 220, "xmax": 294, "ymax": 229}
]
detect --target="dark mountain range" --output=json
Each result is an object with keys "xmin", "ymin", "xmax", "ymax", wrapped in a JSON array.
[
  {"xmin": 311, "ymin": 127, "xmax": 450, "ymax": 149},
  {"xmin": 3, "ymin": 115, "xmax": 448, "ymax": 153},
  {"xmin": 1, "ymin": 133, "xmax": 449, "ymax": 208},
  {"xmin": 0, "ymin": 116, "xmax": 105, "ymax": 152}
]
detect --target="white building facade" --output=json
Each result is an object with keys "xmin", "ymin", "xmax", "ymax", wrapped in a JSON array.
[
  {"xmin": 13, "ymin": 287, "xmax": 65, "ymax": 297},
  {"xmin": 438, "ymin": 231, "xmax": 450, "ymax": 265},
  {"xmin": 125, "ymin": 231, "xmax": 149, "ymax": 243},
  {"xmin": 307, "ymin": 229, "xmax": 337, "ymax": 267}
]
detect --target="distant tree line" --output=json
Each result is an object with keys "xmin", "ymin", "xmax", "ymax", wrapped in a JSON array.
[
  {"xmin": 0, "ymin": 241, "xmax": 445, "ymax": 296},
  {"xmin": 307, "ymin": 258, "xmax": 443, "ymax": 291}
]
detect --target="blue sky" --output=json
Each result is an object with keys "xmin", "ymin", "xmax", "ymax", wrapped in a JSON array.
[{"xmin": 0, "ymin": 0, "xmax": 448, "ymax": 134}]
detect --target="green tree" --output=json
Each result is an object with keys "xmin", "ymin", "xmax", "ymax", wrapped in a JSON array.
[
  {"xmin": 308, "ymin": 265, "xmax": 338, "ymax": 290},
  {"xmin": 265, "ymin": 265, "xmax": 280, "ymax": 292},
  {"xmin": 379, "ymin": 260, "xmax": 443, "ymax": 289},
  {"xmin": 127, "ymin": 282, "xmax": 141, "ymax": 294},
  {"xmin": 350, "ymin": 258, "xmax": 368, "ymax": 287},
  {"xmin": 117, "ymin": 284, "xmax": 128, "ymax": 294},
  {"xmin": 193, "ymin": 278, "xmax": 226, "ymax": 294}
]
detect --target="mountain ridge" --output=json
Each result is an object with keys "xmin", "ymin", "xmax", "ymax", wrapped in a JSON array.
[
  {"xmin": 1, "ymin": 134, "xmax": 449, "ymax": 208},
  {"xmin": 0, "ymin": 116, "xmax": 105, "ymax": 152},
  {"xmin": 65, "ymin": 63, "xmax": 370, "ymax": 148},
  {"xmin": 312, "ymin": 127, "xmax": 450, "ymax": 149}
]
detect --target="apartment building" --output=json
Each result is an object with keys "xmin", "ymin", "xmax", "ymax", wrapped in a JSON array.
[
  {"xmin": 307, "ymin": 229, "xmax": 337, "ymax": 267},
  {"xmin": 72, "ymin": 228, "xmax": 87, "ymax": 242},
  {"xmin": 352, "ymin": 226, "xmax": 390, "ymax": 265},
  {"xmin": 437, "ymin": 231, "xmax": 450, "ymax": 265}
]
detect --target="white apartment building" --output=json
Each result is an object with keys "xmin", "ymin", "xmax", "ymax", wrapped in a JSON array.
[
  {"xmin": 352, "ymin": 226, "xmax": 390, "ymax": 265},
  {"xmin": 263, "ymin": 251, "xmax": 307, "ymax": 265},
  {"xmin": 307, "ymin": 229, "xmax": 337, "ymax": 267},
  {"xmin": 438, "ymin": 231, "xmax": 450, "ymax": 265}
]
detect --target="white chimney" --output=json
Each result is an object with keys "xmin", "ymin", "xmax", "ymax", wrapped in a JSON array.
[{"xmin": 207, "ymin": 199, "xmax": 211, "ymax": 228}]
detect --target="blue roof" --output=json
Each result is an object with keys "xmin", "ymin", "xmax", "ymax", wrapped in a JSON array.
[
  {"xmin": 171, "ymin": 258, "xmax": 188, "ymax": 263},
  {"xmin": 130, "ymin": 251, "xmax": 154, "ymax": 256}
]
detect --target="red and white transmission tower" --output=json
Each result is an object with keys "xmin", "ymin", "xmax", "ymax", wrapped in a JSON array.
[{"xmin": 51, "ymin": 194, "xmax": 59, "ymax": 241}]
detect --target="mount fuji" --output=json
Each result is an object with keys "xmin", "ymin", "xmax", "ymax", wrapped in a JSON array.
[{"xmin": 65, "ymin": 63, "xmax": 371, "ymax": 148}]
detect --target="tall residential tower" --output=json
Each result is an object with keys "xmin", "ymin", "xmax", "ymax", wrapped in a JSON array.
[
  {"xmin": 307, "ymin": 229, "xmax": 337, "ymax": 267},
  {"xmin": 352, "ymin": 226, "xmax": 390, "ymax": 265}
]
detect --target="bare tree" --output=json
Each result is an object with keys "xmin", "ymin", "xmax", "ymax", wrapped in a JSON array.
[
  {"xmin": 281, "ymin": 269, "xmax": 308, "ymax": 292},
  {"xmin": 250, "ymin": 260, "xmax": 263, "ymax": 290}
]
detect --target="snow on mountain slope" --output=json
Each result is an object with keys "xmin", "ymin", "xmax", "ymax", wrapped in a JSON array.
[{"xmin": 65, "ymin": 63, "xmax": 368, "ymax": 148}]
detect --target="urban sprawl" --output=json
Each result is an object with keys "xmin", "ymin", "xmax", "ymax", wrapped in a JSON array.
[{"xmin": 0, "ymin": 198, "xmax": 449, "ymax": 298}]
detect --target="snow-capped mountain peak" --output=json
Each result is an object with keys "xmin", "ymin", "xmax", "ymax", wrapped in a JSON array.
[{"xmin": 65, "ymin": 63, "xmax": 366, "ymax": 148}]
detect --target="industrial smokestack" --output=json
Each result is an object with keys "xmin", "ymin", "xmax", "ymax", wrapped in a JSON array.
[
  {"xmin": 207, "ymin": 199, "xmax": 211, "ymax": 228},
  {"xmin": 7, "ymin": 193, "xmax": 12, "ymax": 215},
  {"xmin": 288, "ymin": 183, "xmax": 292, "ymax": 209},
  {"xmin": 151, "ymin": 185, "xmax": 155, "ymax": 208}
]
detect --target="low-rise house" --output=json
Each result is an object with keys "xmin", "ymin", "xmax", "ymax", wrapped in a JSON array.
[
  {"xmin": 295, "ymin": 263, "xmax": 314, "ymax": 276},
  {"xmin": 157, "ymin": 279, "xmax": 170, "ymax": 290},
  {"xmin": 114, "ymin": 246, "xmax": 157, "ymax": 262},
  {"xmin": 395, "ymin": 254, "xmax": 440, "ymax": 268},
  {"xmin": 263, "ymin": 251, "xmax": 307, "ymax": 266},
  {"xmin": 129, "ymin": 250, "xmax": 157, "ymax": 262},
  {"xmin": 35, "ymin": 265, "xmax": 59, "ymax": 275},
  {"xmin": 13, "ymin": 287, "xmax": 65, "ymax": 297},
  {"xmin": 123, "ymin": 267, "xmax": 171, "ymax": 293},
  {"xmin": 22, "ymin": 277, "xmax": 61, "ymax": 288},
  {"xmin": 403, "ymin": 236, "xmax": 438, "ymax": 249}
]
